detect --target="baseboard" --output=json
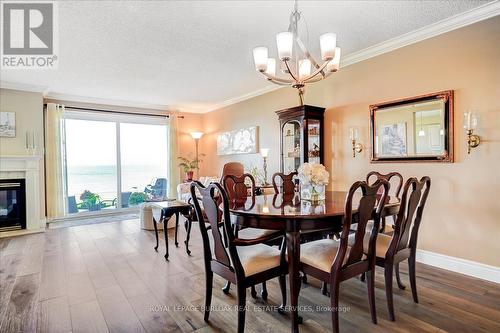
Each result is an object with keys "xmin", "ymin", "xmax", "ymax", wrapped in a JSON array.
[{"xmin": 416, "ymin": 249, "xmax": 500, "ymax": 284}]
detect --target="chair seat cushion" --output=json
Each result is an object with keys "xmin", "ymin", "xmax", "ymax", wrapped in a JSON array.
[
  {"xmin": 347, "ymin": 232, "xmax": 392, "ymax": 258},
  {"xmin": 237, "ymin": 244, "xmax": 282, "ymax": 276},
  {"xmin": 300, "ymin": 239, "xmax": 350, "ymax": 273},
  {"xmin": 238, "ymin": 227, "xmax": 282, "ymax": 240}
]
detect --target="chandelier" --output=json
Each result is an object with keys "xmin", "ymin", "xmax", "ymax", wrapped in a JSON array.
[{"xmin": 252, "ymin": 0, "xmax": 341, "ymax": 105}]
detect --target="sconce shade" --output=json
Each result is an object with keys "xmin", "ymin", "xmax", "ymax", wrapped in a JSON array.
[{"xmin": 191, "ymin": 132, "xmax": 204, "ymax": 140}]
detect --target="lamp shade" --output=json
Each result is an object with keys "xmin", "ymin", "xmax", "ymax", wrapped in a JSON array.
[
  {"xmin": 327, "ymin": 47, "xmax": 341, "ymax": 72},
  {"xmin": 276, "ymin": 31, "xmax": 293, "ymax": 60},
  {"xmin": 298, "ymin": 59, "xmax": 311, "ymax": 80},
  {"xmin": 253, "ymin": 47, "xmax": 268, "ymax": 72},
  {"xmin": 320, "ymin": 33, "xmax": 337, "ymax": 60},
  {"xmin": 191, "ymin": 132, "xmax": 204, "ymax": 140},
  {"xmin": 260, "ymin": 148, "xmax": 270, "ymax": 158},
  {"xmin": 265, "ymin": 58, "xmax": 276, "ymax": 76}
]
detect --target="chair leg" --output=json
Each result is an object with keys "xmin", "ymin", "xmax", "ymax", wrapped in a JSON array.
[
  {"xmin": 222, "ymin": 281, "xmax": 231, "ymax": 295},
  {"xmin": 409, "ymin": 253, "xmax": 418, "ymax": 303},
  {"xmin": 204, "ymin": 271, "xmax": 213, "ymax": 322},
  {"xmin": 278, "ymin": 275, "xmax": 286, "ymax": 313},
  {"xmin": 384, "ymin": 264, "xmax": 395, "ymax": 321},
  {"xmin": 261, "ymin": 281, "xmax": 268, "ymax": 300},
  {"xmin": 360, "ymin": 272, "xmax": 366, "ymax": 282},
  {"xmin": 330, "ymin": 279, "xmax": 340, "ymax": 333},
  {"xmin": 395, "ymin": 263, "xmax": 406, "ymax": 290},
  {"xmin": 366, "ymin": 268, "xmax": 377, "ymax": 324},
  {"xmin": 237, "ymin": 285, "xmax": 247, "ymax": 333},
  {"xmin": 321, "ymin": 282, "xmax": 328, "ymax": 296},
  {"xmin": 302, "ymin": 273, "xmax": 308, "ymax": 284},
  {"xmin": 250, "ymin": 285, "xmax": 257, "ymax": 299}
]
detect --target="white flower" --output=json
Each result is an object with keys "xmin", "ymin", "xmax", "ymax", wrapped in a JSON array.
[{"xmin": 297, "ymin": 162, "xmax": 329, "ymax": 185}]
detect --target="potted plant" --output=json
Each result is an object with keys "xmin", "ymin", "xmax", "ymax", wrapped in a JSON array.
[
  {"xmin": 79, "ymin": 190, "xmax": 102, "ymax": 211},
  {"xmin": 129, "ymin": 192, "xmax": 147, "ymax": 206},
  {"xmin": 178, "ymin": 155, "xmax": 205, "ymax": 181}
]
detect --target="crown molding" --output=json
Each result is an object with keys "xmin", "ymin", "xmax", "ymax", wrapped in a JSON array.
[
  {"xmin": 203, "ymin": 84, "xmax": 282, "ymax": 112},
  {"xmin": 0, "ymin": 81, "xmax": 50, "ymax": 94},
  {"xmin": 205, "ymin": 0, "xmax": 500, "ymax": 113}
]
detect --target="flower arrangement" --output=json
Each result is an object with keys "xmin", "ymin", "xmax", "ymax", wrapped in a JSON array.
[
  {"xmin": 297, "ymin": 162, "xmax": 329, "ymax": 185},
  {"xmin": 297, "ymin": 162, "xmax": 329, "ymax": 201}
]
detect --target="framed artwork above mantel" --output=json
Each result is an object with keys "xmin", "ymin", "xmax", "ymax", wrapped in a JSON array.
[{"xmin": 370, "ymin": 90, "xmax": 454, "ymax": 163}]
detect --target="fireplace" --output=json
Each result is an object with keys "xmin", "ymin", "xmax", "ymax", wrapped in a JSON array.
[{"xmin": 0, "ymin": 179, "xmax": 26, "ymax": 232}]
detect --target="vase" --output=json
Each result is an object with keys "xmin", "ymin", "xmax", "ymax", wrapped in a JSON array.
[
  {"xmin": 300, "ymin": 183, "xmax": 326, "ymax": 202},
  {"xmin": 186, "ymin": 171, "xmax": 194, "ymax": 181}
]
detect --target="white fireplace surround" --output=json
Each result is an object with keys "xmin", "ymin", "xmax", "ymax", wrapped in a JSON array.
[{"xmin": 0, "ymin": 155, "xmax": 44, "ymax": 237}]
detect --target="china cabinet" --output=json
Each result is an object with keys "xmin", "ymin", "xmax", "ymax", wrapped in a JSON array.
[{"xmin": 276, "ymin": 105, "xmax": 325, "ymax": 172}]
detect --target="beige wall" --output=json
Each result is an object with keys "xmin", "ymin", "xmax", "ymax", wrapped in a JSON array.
[
  {"xmin": 0, "ymin": 88, "xmax": 46, "ymax": 218},
  {"xmin": 200, "ymin": 17, "xmax": 500, "ymax": 266}
]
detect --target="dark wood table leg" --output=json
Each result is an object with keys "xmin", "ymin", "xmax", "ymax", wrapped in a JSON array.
[
  {"xmin": 287, "ymin": 231, "xmax": 302, "ymax": 333},
  {"xmin": 163, "ymin": 213, "xmax": 172, "ymax": 261},
  {"xmin": 184, "ymin": 214, "xmax": 192, "ymax": 255},
  {"xmin": 153, "ymin": 215, "xmax": 159, "ymax": 252},
  {"xmin": 174, "ymin": 212, "xmax": 180, "ymax": 247}
]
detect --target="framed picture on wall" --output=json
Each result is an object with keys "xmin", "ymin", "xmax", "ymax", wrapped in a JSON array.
[
  {"xmin": 0, "ymin": 112, "xmax": 16, "ymax": 137},
  {"xmin": 380, "ymin": 122, "xmax": 407, "ymax": 157},
  {"xmin": 217, "ymin": 126, "xmax": 258, "ymax": 155}
]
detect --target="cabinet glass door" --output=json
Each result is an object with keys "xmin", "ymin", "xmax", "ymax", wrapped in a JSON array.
[
  {"xmin": 283, "ymin": 121, "xmax": 302, "ymax": 172},
  {"xmin": 308, "ymin": 119, "xmax": 321, "ymax": 164}
]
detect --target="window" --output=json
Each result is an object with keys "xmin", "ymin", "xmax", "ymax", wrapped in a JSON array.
[{"xmin": 62, "ymin": 109, "xmax": 168, "ymax": 216}]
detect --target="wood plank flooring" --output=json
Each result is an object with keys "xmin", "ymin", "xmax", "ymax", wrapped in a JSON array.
[{"xmin": 0, "ymin": 219, "xmax": 499, "ymax": 333}]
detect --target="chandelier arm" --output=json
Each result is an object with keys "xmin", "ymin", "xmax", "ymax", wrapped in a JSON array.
[
  {"xmin": 267, "ymin": 78, "xmax": 292, "ymax": 86},
  {"xmin": 295, "ymin": 36, "xmax": 325, "ymax": 78},
  {"xmin": 306, "ymin": 70, "xmax": 334, "ymax": 83},
  {"xmin": 260, "ymin": 71, "xmax": 295, "ymax": 84},
  {"xmin": 283, "ymin": 59, "xmax": 299, "ymax": 82},
  {"xmin": 302, "ymin": 60, "xmax": 331, "ymax": 83}
]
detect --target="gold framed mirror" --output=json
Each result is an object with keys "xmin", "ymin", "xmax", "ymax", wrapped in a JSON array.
[{"xmin": 370, "ymin": 91, "xmax": 454, "ymax": 163}]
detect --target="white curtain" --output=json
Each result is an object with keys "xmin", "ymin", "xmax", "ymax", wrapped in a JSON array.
[
  {"xmin": 167, "ymin": 114, "xmax": 180, "ymax": 199},
  {"xmin": 45, "ymin": 103, "xmax": 66, "ymax": 219}
]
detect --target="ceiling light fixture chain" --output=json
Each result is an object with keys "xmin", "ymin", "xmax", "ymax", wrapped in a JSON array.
[{"xmin": 252, "ymin": 0, "xmax": 341, "ymax": 105}]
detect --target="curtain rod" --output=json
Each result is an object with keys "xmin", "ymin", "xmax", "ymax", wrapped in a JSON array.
[{"xmin": 44, "ymin": 103, "xmax": 184, "ymax": 119}]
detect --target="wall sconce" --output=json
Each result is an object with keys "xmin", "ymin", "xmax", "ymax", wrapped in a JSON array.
[
  {"xmin": 463, "ymin": 112, "xmax": 480, "ymax": 154},
  {"xmin": 349, "ymin": 127, "xmax": 363, "ymax": 157},
  {"xmin": 190, "ymin": 132, "xmax": 204, "ymax": 178},
  {"xmin": 260, "ymin": 148, "xmax": 270, "ymax": 185}
]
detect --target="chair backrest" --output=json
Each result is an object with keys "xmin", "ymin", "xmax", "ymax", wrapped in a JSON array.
[
  {"xmin": 366, "ymin": 171, "xmax": 403, "ymax": 198},
  {"xmin": 221, "ymin": 162, "xmax": 244, "ymax": 180},
  {"xmin": 272, "ymin": 171, "xmax": 297, "ymax": 194},
  {"xmin": 388, "ymin": 176, "xmax": 431, "ymax": 255},
  {"xmin": 222, "ymin": 173, "xmax": 255, "ymax": 202},
  {"xmin": 190, "ymin": 181, "xmax": 245, "ymax": 277},
  {"xmin": 334, "ymin": 179, "xmax": 390, "ymax": 270}
]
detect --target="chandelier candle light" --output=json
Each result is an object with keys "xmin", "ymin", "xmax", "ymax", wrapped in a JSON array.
[
  {"xmin": 297, "ymin": 162, "xmax": 329, "ymax": 202},
  {"xmin": 252, "ymin": 0, "xmax": 341, "ymax": 105}
]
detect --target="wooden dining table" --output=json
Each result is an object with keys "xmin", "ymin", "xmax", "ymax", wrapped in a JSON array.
[{"xmin": 228, "ymin": 191, "xmax": 400, "ymax": 333}]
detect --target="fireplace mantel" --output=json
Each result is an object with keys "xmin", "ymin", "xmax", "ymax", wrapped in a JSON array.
[{"xmin": 0, "ymin": 155, "xmax": 45, "ymax": 237}]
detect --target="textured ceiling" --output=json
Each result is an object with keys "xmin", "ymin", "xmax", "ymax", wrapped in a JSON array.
[{"xmin": 0, "ymin": 0, "xmax": 493, "ymax": 112}]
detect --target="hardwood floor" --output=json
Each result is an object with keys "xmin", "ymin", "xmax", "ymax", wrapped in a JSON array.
[{"xmin": 1, "ymin": 219, "xmax": 499, "ymax": 333}]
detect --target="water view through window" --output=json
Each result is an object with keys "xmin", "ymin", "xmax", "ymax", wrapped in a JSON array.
[{"xmin": 64, "ymin": 114, "xmax": 168, "ymax": 215}]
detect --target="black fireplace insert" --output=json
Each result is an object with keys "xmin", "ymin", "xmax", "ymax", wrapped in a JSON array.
[{"xmin": 0, "ymin": 179, "xmax": 26, "ymax": 232}]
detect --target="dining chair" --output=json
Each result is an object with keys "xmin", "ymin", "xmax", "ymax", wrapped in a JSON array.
[
  {"xmin": 223, "ymin": 173, "xmax": 284, "ymax": 299},
  {"xmin": 300, "ymin": 179, "xmax": 390, "ymax": 333},
  {"xmin": 359, "ymin": 176, "xmax": 431, "ymax": 321},
  {"xmin": 366, "ymin": 171, "xmax": 404, "ymax": 233},
  {"xmin": 272, "ymin": 171, "xmax": 298, "ymax": 194},
  {"xmin": 190, "ymin": 181, "xmax": 287, "ymax": 333}
]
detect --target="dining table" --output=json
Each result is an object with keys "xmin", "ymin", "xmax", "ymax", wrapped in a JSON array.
[{"xmin": 228, "ymin": 191, "xmax": 400, "ymax": 333}]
